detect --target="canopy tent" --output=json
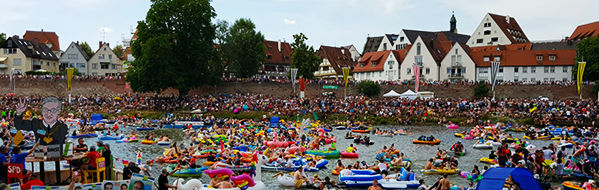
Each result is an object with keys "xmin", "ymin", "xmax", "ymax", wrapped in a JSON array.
[
  {"xmin": 400, "ymin": 90, "xmax": 418, "ymax": 100},
  {"xmin": 476, "ymin": 168, "xmax": 541, "ymax": 190},
  {"xmin": 382, "ymin": 90, "xmax": 400, "ymax": 97}
]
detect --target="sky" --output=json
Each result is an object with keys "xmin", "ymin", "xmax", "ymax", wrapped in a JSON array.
[{"xmin": 1, "ymin": 0, "xmax": 597, "ymax": 53}]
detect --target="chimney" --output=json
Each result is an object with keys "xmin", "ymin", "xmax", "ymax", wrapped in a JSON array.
[
  {"xmin": 99, "ymin": 41, "xmax": 103, "ymax": 49},
  {"xmin": 277, "ymin": 40, "xmax": 281, "ymax": 52},
  {"xmin": 505, "ymin": 15, "xmax": 510, "ymax": 24}
]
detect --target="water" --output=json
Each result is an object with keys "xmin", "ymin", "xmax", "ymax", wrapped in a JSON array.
[{"xmin": 65, "ymin": 125, "xmax": 553, "ymax": 189}]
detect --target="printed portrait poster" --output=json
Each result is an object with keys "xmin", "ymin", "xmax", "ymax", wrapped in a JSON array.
[
  {"xmin": 31, "ymin": 186, "xmax": 68, "ymax": 190},
  {"xmin": 8, "ymin": 182, "xmax": 20, "ymax": 190},
  {"xmin": 103, "ymin": 180, "xmax": 129, "ymax": 190},
  {"xmin": 129, "ymin": 174, "xmax": 154, "ymax": 190},
  {"xmin": 82, "ymin": 183, "xmax": 103, "ymax": 190}
]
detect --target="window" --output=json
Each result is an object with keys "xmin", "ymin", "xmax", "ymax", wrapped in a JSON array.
[
  {"xmin": 549, "ymin": 55, "xmax": 556, "ymax": 61},
  {"xmin": 407, "ymin": 68, "xmax": 411, "ymax": 75},
  {"xmin": 400, "ymin": 37, "xmax": 404, "ymax": 42},
  {"xmin": 462, "ymin": 67, "xmax": 466, "ymax": 74},
  {"xmin": 499, "ymin": 67, "xmax": 503, "ymax": 73},
  {"xmin": 379, "ymin": 72, "xmax": 381, "ymax": 77},
  {"xmin": 323, "ymin": 66, "xmax": 329, "ymax": 71},
  {"xmin": 46, "ymin": 62, "xmax": 49, "ymax": 66},
  {"xmin": 484, "ymin": 30, "xmax": 491, "ymax": 35},
  {"xmin": 395, "ymin": 45, "xmax": 400, "ymax": 49},
  {"xmin": 451, "ymin": 55, "xmax": 456, "ymax": 64},
  {"xmin": 531, "ymin": 67, "xmax": 536, "ymax": 73},
  {"xmin": 514, "ymin": 67, "xmax": 519, "ymax": 72},
  {"xmin": 531, "ymin": 78, "xmax": 536, "ymax": 82},
  {"xmin": 360, "ymin": 62, "xmax": 365, "ymax": 67},
  {"xmin": 536, "ymin": 55, "xmax": 542, "ymax": 61},
  {"xmin": 479, "ymin": 68, "xmax": 488, "ymax": 74},
  {"xmin": 523, "ymin": 67, "xmax": 527, "ymax": 73},
  {"xmin": 491, "ymin": 37, "xmax": 498, "ymax": 42},
  {"xmin": 111, "ymin": 64, "xmax": 116, "ymax": 69},
  {"xmin": 383, "ymin": 43, "xmax": 387, "ymax": 50},
  {"xmin": 416, "ymin": 43, "xmax": 421, "ymax": 55},
  {"xmin": 544, "ymin": 78, "xmax": 549, "ymax": 81},
  {"xmin": 563, "ymin": 66, "xmax": 568, "ymax": 73},
  {"xmin": 494, "ymin": 57, "xmax": 500, "ymax": 62},
  {"xmin": 4, "ymin": 48, "xmax": 17, "ymax": 54},
  {"xmin": 104, "ymin": 48, "xmax": 106, "ymax": 51},
  {"xmin": 522, "ymin": 78, "xmax": 527, "ymax": 82},
  {"xmin": 484, "ymin": 57, "xmax": 490, "ymax": 62},
  {"xmin": 514, "ymin": 76, "xmax": 519, "ymax": 81},
  {"xmin": 447, "ymin": 68, "xmax": 451, "ymax": 74},
  {"xmin": 78, "ymin": 63, "xmax": 86, "ymax": 68},
  {"xmin": 12, "ymin": 58, "xmax": 21, "ymax": 66},
  {"xmin": 388, "ymin": 61, "xmax": 394, "ymax": 69},
  {"xmin": 425, "ymin": 68, "xmax": 430, "ymax": 74},
  {"xmin": 484, "ymin": 23, "xmax": 491, "ymax": 27},
  {"xmin": 371, "ymin": 61, "xmax": 376, "ymax": 67},
  {"xmin": 267, "ymin": 55, "xmax": 272, "ymax": 59},
  {"xmin": 92, "ymin": 72, "xmax": 98, "ymax": 76},
  {"xmin": 92, "ymin": 63, "xmax": 98, "ymax": 69},
  {"xmin": 109, "ymin": 55, "xmax": 112, "ymax": 59},
  {"xmin": 457, "ymin": 55, "xmax": 462, "ymax": 63},
  {"xmin": 550, "ymin": 66, "xmax": 555, "ymax": 73},
  {"xmin": 476, "ymin": 39, "xmax": 483, "ymax": 44},
  {"xmin": 99, "ymin": 54, "xmax": 105, "ymax": 59},
  {"xmin": 544, "ymin": 66, "xmax": 549, "ymax": 73}
]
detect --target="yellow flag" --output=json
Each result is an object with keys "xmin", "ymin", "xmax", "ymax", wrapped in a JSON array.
[
  {"xmin": 577, "ymin": 62, "xmax": 586, "ymax": 95},
  {"xmin": 67, "ymin": 68, "xmax": 74, "ymax": 91},
  {"xmin": 342, "ymin": 67, "xmax": 350, "ymax": 87}
]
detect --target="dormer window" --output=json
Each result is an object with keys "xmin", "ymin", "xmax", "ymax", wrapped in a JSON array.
[
  {"xmin": 549, "ymin": 55, "xmax": 556, "ymax": 61},
  {"xmin": 416, "ymin": 43, "xmax": 421, "ymax": 55},
  {"xmin": 484, "ymin": 57, "xmax": 490, "ymax": 62},
  {"xmin": 536, "ymin": 55, "xmax": 543, "ymax": 61},
  {"xmin": 360, "ymin": 62, "xmax": 365, "ymax": 67},
  {"xmin": 494, "ymin": 57, "xmax": 500, "ymax": 62},
  {"xmin": 371, "ymin": 61, "xmax": 376, "ymax": 67}
]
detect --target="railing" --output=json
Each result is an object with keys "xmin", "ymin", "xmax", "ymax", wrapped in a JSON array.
[
  {"xmin": 448, "ymin": 73, "xmax": 463, "ymax": 78},
  {"xmin": 451, "ymin": 62, "xmax": 462, "ymax": 67}
]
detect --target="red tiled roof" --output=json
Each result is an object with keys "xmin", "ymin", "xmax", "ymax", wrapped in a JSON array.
[
  {"xmin": 471, "ymin": 48, "xmax": 576, "ymax": 67},
  {"xmin": 23, "ymin": 30, "xmax": 60, "ymax": 51},
  {"xmin": 264, "ymin": 40, "xmax": 292, "ymax": 65},
  {"xmin": 316, "ymin": 46, "xmax": 357, "ymax": 74},
  {"xmin": 353, "ymin": 51, "xmax": 390, "ymax": 72},
  {"xmin": 488, "ymin": 13, "xmax": 529, "ymax": 44},
  {"xmin": 570, "ymin": 21, "xmax": 599, "ymax": 41}
]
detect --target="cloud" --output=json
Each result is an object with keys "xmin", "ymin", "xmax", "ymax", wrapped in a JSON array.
[
  {"xmin": 99, "ymin": 27, "xmax": 113, "ymax": 33},
  {"xmin": 283, "ymin": 18, "xmax": 296, "ymax": 25}
]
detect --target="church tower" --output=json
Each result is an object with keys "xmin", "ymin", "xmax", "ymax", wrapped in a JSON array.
[{"xmin": 450, "ymin": 12, "xmax": 457, "ymax": 33}]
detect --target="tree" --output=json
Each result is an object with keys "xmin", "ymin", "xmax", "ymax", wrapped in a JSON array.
[
  {"xmin": 221, "ymin": 18, "xmax": 265, "ymax": 78},
  {"xmin": 127, "ymin": 0, "xmax": 221, "ymax": 96},
  {"xmin": 80, "ymin": 42, "xmax": 94, "ymax": 58},
  {"xmin": 575, "ymin": 36, "xmax": 599, "ymax": 81},
  {"xmin": 474, "ymin": 82, "xmax": 490, "ymax": 97},
  {"xmin": 357, "ymin": 80, "xmax": 381, "ymax": 97},
  {"xmin": 112, "ymin": 45, "xmax": 124, "ymax": 58},
  {"xmin": 0, "ymin": 33, "xmax": 5, "ymax": 46},
  {"xmin": 290, "ymin": 33, "xmax": 320, "ymax": 79},
  {"xmin": 593, "ymin": 80, "xmax": 599, "ymax": 96}
]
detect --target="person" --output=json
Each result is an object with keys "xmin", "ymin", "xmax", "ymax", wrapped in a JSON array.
[
  {"xmin": 347, "ymin": 144, "xmax": 356, "ymax": 153},
  {"xmin": 102, "ymin": 144, "xmax": 112, "ymax": 180},
  {"xmin": 132, "ymin": 181, "xmax": 144, "ymax": 190},
  {"xmin": 157, "ymin": 168, "xmax": 180, "ymax": 190},
  {"xmin": 73, "ymin": 138, "xmax": 88, "ymax": 153},
  {"xmin": 424, "ymin": 159, "xmax": 434, "ymax": 170},
  {"xmin": 123, "ymin": 163, "xmax": 141, "ymax": 180},
  {"xmin": 15, "ymin": 97, "xmax": 69, "ymax": 146},
  {"xmin": 322, "ymin": 176, "xmax": 339, "ymax": 189},
  {"xmin": 377, "ymin": 160, "xmax": 388, "ymax": 175},
  {"xmin": 83, "ymin": 146, "xmax": 101, "ymax": 171},
  {"xmin": 120, "ymin": 184, "xmax": 128, "ymax": 190},
  {"xmin": 583, "ymin": 179, "xmax": 596, "ymax": 190},
  {"xmin": 0, "ymin": 146, "xmax": 10, "ymax": 184},
  {"xmin": 294, "ymin": 166, "xmax": 307, "ymax": 187},
  {"xmin": 10, "ymin": 142, "xmax": 39, "ymax": 176},
  {"xmin": 451, "ymin": 141, "xmax": 464, "ymax": 152},
  {"xmin": 368, "ymin": 179, "xmax": 382, "ymax": 190},
  {"xmin": 417, "ymin": 179, "xmax": 428, "ymax": 190},
  {"xmin": 140, "ymin": 160, "xmax": 152, "ymax": 176},
  {"xmin": 104, "ymin": 182, "xmax": 114, "ymax": 190},
  {"xmin": 439, "ymin": 175, "xmax": 450, "ymax": 190},
  {"xmin": 216, "ymin": 176, "xmax": 234, "ymax": 189},
  {"xmin": 312, "ymin": 174, "xmax": 322, "ymax": 188}
]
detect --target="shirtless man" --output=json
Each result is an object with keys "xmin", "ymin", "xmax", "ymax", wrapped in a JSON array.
[
  {"xmin": 439, "ymin": 175, "xmax": 450, "ymax": 190},
  {"xmin": 294, "ymin": 166, "xmax": 307, "ymax": 187},
  {"xmin": 217, "ymin": 176, "xmax": 234, "ymax": 189},
  {"xmin": 368, "ymin": 179, "xmax": 382, "ymax": 190},
  {"xmin": 424, "ymin": 159, "xmax": 434, "ymax": 170}
]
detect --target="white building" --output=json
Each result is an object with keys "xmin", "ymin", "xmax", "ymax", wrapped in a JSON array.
[
  {"xmin": 439, "ymin": 42, "xmax": 476, "ymax": 81},
  {"xmin": 466, "ymin": 13, "xmax": 529, "ymax": 47},
  {"xmin": 314, "ymin": 45, "xmax": 357, "ymax": 79},
  {"xmin": 353, "ymin": 50, "xmax": 406, "ymax": 82},
  {"xmin": 59, "ymin": 42, "xmax": 90, "ymax": 75},
  {"xmin": 87, "ymin": 42, "xmax": 122, "ymax": 76},
  {"xmin": 400, "ymin": 36, "xmax": 445, "ymax": 81}
]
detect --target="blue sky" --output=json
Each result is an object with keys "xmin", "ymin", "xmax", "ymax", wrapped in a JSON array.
[{"xmin": 2, "ymin": 0, "xmax": 597, "ymax": 52}]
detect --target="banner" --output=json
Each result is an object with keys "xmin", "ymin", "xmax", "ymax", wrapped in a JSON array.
[
  {"xmin": 412, "ymin": 64, "xmax": 421, "ymax": 92},
  {"xmin": 342, "ymin": 67, "xmax": 350, "ymax": 87},
  {"xmin": 299, "ymin": 78, "xmax": 306, "ymax": 91},
  {"xmin": 66, "ymin": 68, "xmax": 74, "ymax": 91},
  {"xmin": 577, "ymin": 62, "xmax": 586, "ymax": 95},
  {"xmin": 490, "ymin": 61, "xmax": 501, "ymax": 93},
  {"xmin": 322, "ymin": 85, "xmax": 338, "ymax": 89},
  {"xmin": 9, "ymin": 69, "xmax": 14, "ymax": 91}
]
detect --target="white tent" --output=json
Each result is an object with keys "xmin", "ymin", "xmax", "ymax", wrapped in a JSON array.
[
  {"xmin": 400, "ymin": 90, "xmax": 418, "ymax": 100},
  {"xmin": 383, "ymin": 90, "xmax": 400, "ymax": 97}
]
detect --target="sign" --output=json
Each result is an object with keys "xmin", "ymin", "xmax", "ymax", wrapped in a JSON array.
[
  {"xmin": 322, "ymin": 85, "xmax": 338, "ymax": 89},
  {"xmin": 12, "ymin": 131, "xmax": 24, "ymax": 146},
  {"xmin": 66, "ymin": 68, "xmax": 74, "ymax": 91},
  {"xmin": 46, "ymin": 144, "xmax": 61, "ymax": 158},
  {"xmin": 33, "ymin": 146, "xmax": 45, "ymax": 158},
  {"xmin": 7, "ymin": 164, "xmax": 22, "ymax": 178},
  {"xmin": 9, "ymin": 182, "xmax": 20, "ymax": 190},
  {"xmin": 63, "ymin": 142, "xmax": 71, "ymax": 157},
  {"xmin": 129, "ymin": 174, "xmax": 154, "ymax": 190}
]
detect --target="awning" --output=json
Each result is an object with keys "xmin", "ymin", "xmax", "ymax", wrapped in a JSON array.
[
  {"xmin": 0, "ymin": 64, "xmax": 7, "ymax": 69},
  {"xmin": 0, "ymin": 57, "xmax": 7, "ymax": 62}
]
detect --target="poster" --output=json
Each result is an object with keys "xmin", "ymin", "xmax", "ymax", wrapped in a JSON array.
[
  {"xmin": 9, "ymin": 182, "xmax": 20, "ymax": 190},
  {"xmin": 103, "ymin": 180, "xmax": 129, "ymax": 190},
  {"xmin": 129, "ymin": 174, "xmax": 154, "ymax": 190}
]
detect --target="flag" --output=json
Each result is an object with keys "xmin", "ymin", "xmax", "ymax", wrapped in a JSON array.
[
  {"xmin": 577, "ymin": 62, "xmax": 586, "ymax": 95},
  {"xmin": 137, "ymin": 151, "xmax": 142, "ymax": 165},
  {"xmin": 342, "ymin": 67, "xmax": 350, "ymax": 87},
  {"xmin": 9, "ymin": 69, "xmax": 14, "ymax": 91},
  {"xmin": 66, "ymin": 68, "xmax": 74, "ymax": 91},
  {"xmin": 412, "ymin": 64, "xmax": 421, "ymax": 92},
  {"xmin": 490, "ymin": 61, "xmax": 501, "ymax": 93}
]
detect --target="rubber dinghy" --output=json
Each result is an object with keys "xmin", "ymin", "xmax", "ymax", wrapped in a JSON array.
[
  {"xmin": 339, "ymin": 170, "xmax": 382, "ymax": 187},
  {"xmin": 379, "ymin": 168, "xmax": 419, "ymax": 189}
]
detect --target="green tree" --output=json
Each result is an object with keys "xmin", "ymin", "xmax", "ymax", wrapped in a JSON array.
[
  {"xmin": 575, "ymin": 36, "xmax": 599, "ymax": 81},
  {"xmin": 0, "ymin": 33, "xmax": 5, "ymax": 46},
  {"xmin": 112, "ymin": 45, "xmax": 124, "ymax": 58},
  {"xmin": 593, "ymin": 80, "xmax": 599, "ymax": 95},
  {"xmin": 474, "ymin": 82, "xmax": 490, "ymax": 97},
  {"xmin": 222, "ymin": 18, "xmax": 265, "ymax": 78},
  {"xmin": 290, "ymin": 33, "xmax": 320, "ymax": 79},
  {"xmin": 79, "ymin": 42, "xmax": 94, "ymax": 58},
  {"xmin": 357, "ymin": 80, "xmax": 381, "ymax": 97},
  {"xmin": 127, "ymin": 0, "xmax": 221, "ymax": 96}
]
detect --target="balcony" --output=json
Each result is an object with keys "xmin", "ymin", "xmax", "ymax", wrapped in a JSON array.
[
  {"xmin": 448, "ymin": 73, "xmax": 464, "ymax": 79},
  {"xmin": 414, "ymin": 55, "xmax": 423, "ymax": 65},
  {"xmin": 451, "ymin": 62, "xmax": 462, "ymax": 67}
]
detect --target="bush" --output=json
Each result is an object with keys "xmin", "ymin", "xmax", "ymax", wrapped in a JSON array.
[
  {"xmin": 357, "ymin": 80, "xmax": 381, "ymax": 97},
  {"xmin": 474, "ymin": 82, "xmax": 489, "ymax": 97}
]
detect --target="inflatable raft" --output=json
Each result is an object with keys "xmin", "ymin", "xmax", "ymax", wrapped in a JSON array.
[
  {"xmin": 305, "ymin": 150, "xmax": 340, "ymax": 158},
  {"xmin": 339, "ymin": 170, "xmax": 382, "ymax": 187},
  {"xmin": 412, "ymin": 139, "xmax": 441, "ymax": 145},
  {"xmin": 420, "ymin": 168, "xmax": 460, "ymax": 175},
  {"xmin": 340, "ymin": 150, "xmax": 359, "ymax": 158}
]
